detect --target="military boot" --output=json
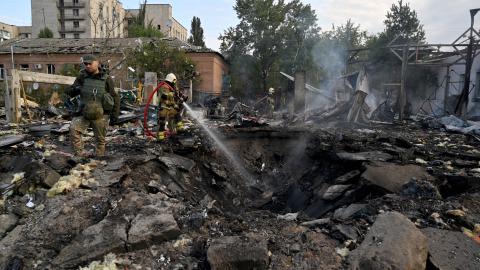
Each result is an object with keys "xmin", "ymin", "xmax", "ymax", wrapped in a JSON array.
[{"xmin": 95, "ymin": 144, "xmax": 105, "ymax": 157}]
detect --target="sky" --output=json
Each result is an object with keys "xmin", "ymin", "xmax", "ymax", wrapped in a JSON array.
[{"xmin": 1, "ymin": 0, "xmax": 479, "ymax": 51}]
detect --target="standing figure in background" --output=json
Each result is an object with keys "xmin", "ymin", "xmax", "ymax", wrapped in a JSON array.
[{"xmin": 267, "ymin": 87, "xmax": 275, "ymax": 118}]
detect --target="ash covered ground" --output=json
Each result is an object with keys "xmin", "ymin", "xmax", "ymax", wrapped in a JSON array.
[{"xmin": 1, "ymin": 111, "xmax": 480, "ymax": 270}]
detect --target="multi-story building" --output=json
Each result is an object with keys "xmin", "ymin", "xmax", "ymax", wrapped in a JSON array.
[
  {"xmin": 0, "ymin": 22, "xmax": 18, "ymax": 42},
  {"xmin": 0, "ymin": 22, "xmax": 32, "ymax": 42},
  {"xmin": 31, "ymin": 0, "xmax": 125, "ymax": 39},
  {"xmin": 17, "ymin": 26, "xmax": 32, "ymax": 39},
  {"xmin": 125, "ymin": 4, "xmax": 187, "ymax": 42}
]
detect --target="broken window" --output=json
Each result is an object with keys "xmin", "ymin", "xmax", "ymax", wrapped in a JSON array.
[
  {"xmin": 0, "ymin": 64, "xmax": 4, "ymax": 80},
  {"xmin": 157, "ymin": 25, "xmax": 161, "ymax": 30},
  {"xmin": 73, "ymin": 21, "xmax": 80, "ymax": 28},
  {"xmin": 20, "ymin": 64, "xmax": 29, "ymax": 71},
  {"xmin": 73, "ymin": 9, "xmax": 79, "ymax": 16},
  {"xmin": 74, "ymin": 33, "xmax": 80, "ymax": 39},
  {"xmin": 73, "ymin": 0, "xmax": 79, "ymax": 4},
  {"xmin": 61, "ymin": 34, "xmax": 66, "ymax": 38},
  {"xmin": 47, "ymin": 64, "xmax": 55, "ymax": 75}
]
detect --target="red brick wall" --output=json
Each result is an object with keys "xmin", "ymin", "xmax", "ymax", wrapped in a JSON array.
[
  {"xmin": 187, "ymin": 52, "xmax": 229, "ymax": 96},
  {"xmin": 0, "ymin": 52, "xmax": 229, "ymax": 95}
]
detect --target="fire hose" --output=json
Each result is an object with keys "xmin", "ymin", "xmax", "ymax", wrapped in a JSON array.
[
  {"xmin": 142, "ymin": 81, "xmax": 187, "ymax": 138},
  {"xmin": 142, "ymin": 81, "xmax": 171, "ymax": 138}
]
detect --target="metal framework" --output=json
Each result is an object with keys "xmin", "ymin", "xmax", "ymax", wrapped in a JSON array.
[{"xmin": 346, "ymin": 9, "xmax": 480, "ymax": 120}]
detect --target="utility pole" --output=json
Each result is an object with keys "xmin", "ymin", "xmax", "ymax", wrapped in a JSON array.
[
  {"xmin": 444, "ymin": 66, "xmax": 451, "ymax": 114},
  {"xmin": 455, "ymin": 8, "xmax": 480, "ymax": 117},
  {"xmin": 399, "ymin": 45, "xmax": 409, "ymax": 121},
  {"xmin": 42, "ymin": 8, "xmax": 47, "ymax": 29}
]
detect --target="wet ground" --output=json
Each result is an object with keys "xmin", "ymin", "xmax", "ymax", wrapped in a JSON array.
[{"xmin": 1, "ymin": 114, "xmax": 480, "ymax": 269}]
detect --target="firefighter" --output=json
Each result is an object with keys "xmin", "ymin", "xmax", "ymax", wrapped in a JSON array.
[
  {"xmin": 157, "ymin": 73, "xmax": 186, "ymax": 140},
  {"xmin": 68, "ymin": 54, "xmax": 120, "ymax": 157}
]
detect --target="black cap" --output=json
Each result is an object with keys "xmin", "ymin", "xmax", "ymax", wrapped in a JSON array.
[{"xmin": 81, "ymin": 54, "xmax": 98, "ymax": 63}]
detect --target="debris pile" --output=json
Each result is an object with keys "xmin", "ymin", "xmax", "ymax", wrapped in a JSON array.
[{"xmin": 1, "ymin": 104, "xmax": 480, "ymax": 269}]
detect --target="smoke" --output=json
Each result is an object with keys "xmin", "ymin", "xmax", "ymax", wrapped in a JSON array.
[{"xmin": 306, "ymin": 39, "xmax": 348, "ymax": 110}]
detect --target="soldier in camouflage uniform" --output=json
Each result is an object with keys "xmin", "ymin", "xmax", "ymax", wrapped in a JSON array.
[{"xmin": 67, "ymin": 55, "xmax": 120, "ymax": 157}]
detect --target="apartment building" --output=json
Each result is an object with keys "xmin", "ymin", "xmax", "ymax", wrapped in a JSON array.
[
  {"xmin": 125, "ymin": 4, "xmax": 187, "ymax": 42},
  {"xmin": 31, "ymin": 0, "xmax": 125, "ymax": 39},
  {"xmin": 0, "ymin": 22, "xmax": 31, "ymax": 42}
]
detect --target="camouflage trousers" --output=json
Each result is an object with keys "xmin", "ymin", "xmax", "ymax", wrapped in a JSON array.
[{"xmin": 70, "ymin": 115, "xmax": 109, "ymax": 156}]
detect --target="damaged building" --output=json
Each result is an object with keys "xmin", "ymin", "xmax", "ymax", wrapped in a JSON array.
[
  {"xmin": 1, "ymin": 3, "xmax": 480, "ymax": 270},
  {"xmin": 0, "ymin": 37, "xmax": 229, "ymax": 103}
]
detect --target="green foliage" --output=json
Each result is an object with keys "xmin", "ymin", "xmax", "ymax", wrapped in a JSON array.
[
  {"xmin": 128, "ymin": 23, "xmax": 164, "ymax": 38},
  {"xmin": 323, "ymin": 20, "xmax": 368, "ymax": 50},
  {"xmin": 384, "ymin": 0, "xmax": 425, "ymax": 43},
  {"xmin": 126, "ymin": 0, "xmax": 163, "ymax": 38},
  {"xmin": 187, "ymin": 17, "xmax": 206, "ymax": 47},
  {"xmin": 311, "ymin": 20, "xmax": 369, "ymax": 81},
  {"xmin": 219, "ymin": 0, "xmax": 320, "ymax": 98},
  {"xmin": 366, "ymin": 0, "xmax": 435, "ymax": 92},
  {"xmin": 59, "ymin": 64, "xmax": 80, "ymax": 77},
  {"xmin": 38, "ymin": 27, "xmax": 53, "ymax": 38},
  {"xmin": 125, "ymin": 39, "xmax": 196, "ymax": 82}
]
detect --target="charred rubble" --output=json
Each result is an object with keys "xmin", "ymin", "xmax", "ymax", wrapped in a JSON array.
[{"xmin": 1, "ymin": 96, "xmax": 480, "ymax": 270}]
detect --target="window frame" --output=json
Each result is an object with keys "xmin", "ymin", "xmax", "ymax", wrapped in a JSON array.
[{"xmin": 47, "ymin": 64, "xmax": 56, "ymax": 75}]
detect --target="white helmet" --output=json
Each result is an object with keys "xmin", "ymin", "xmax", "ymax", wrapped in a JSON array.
[
  {"xmin": 165, "ymin": 73, "xmax": 177, "ymax": 83},
  {"xmin": 268, "ymin": 87, "xmax": 275, "ymax": 95}
]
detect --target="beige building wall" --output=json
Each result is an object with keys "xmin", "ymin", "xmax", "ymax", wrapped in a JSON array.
[
  {"xmin": 128, "ymin": 4, "xmax": 187, "ymax": 42},
  {"xmin": 0, "ymin": 22, "xmax": 19, "ymax": 41},
  {"xmin": 171, "ymin": 18, "xmax": 187, "ymax": 42},
  {"xmin": 32, "ymin": 0, "xmax": 124, "ymax": 39},
  {"xmin": 17, "ymin": 26, "xmax": 32, "ymax": 39},
  {"xmin": 88, "ymin": 0, "xmax": 125, "ymax": 38}
]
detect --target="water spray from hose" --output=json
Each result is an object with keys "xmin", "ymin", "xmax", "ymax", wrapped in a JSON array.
[{"xmin": 182, "ymin": 102, "xmax": 255, "ymax": 183}]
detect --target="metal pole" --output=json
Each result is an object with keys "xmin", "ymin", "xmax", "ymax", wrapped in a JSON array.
[
  {"xmin": 10, "ymin": 45, "xmax": 14, "ymax": 70},
  {"xmin": 444, "ymin": 66, "xmax": 451, "ymax": 114},
  {"xmin": 455, "ymin": 9, "xmax": 479, "ymax": 117},
  {"xmin": 399, "ymin": 45, "xmax": 409, "ymax": 121}
]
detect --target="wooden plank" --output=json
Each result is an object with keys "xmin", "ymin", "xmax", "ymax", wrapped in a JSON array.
[
  {"xmin": 294, "ymin": 71, "xmax": 306, "ymax": 114},
  {"xmin": 5, "ymin": 69, "xmax": 21, "ymax": 123},
  {"xmin": 5, "ymin": 70, "xmax": 76, "ymax": 123},
  {"xmin": 18, "ymin": 70, "xmax": 75, "ymax": 85}
]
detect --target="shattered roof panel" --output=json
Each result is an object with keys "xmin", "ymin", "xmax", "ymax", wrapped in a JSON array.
[{"xmin": 0, "ymin": 37, "xmax": 221, "ymax": 56}]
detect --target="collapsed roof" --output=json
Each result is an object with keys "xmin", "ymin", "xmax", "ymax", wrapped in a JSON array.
[{"xmin": 0, "ymin": 37, "xmax": 219, "ymax": 55}]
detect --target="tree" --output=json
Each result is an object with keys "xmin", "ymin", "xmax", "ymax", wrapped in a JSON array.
[
  {"xmin": 128, "ymin": 23, "xmax": 164, "ymax": 38},
  {"xmin": 311, "ymin": 20, "xmax": 368, "ymax": 81},
  {"xmin": 38, "ymin": 27, "xmax": 53, "ymax": 38},
  {"xmin": 127, "ymin": 0, "xmax": 163, "ymax": 38},
  {"xmin": 187, "ymin": 17, "xmax": 206, "ymax": 47},
  {"xmin": 219, "ymin": 0, "xmax": 320, "ymax": 98},
  {"xmin": 366, "ymin": 0, "xmax": 435, "ymax": 103},
  {"xmin": 125, "ymin": 39, "xmax": 196, "ymax": 83},
  {"xmin": 384, "ymin": 0, "xmax": 425, "ymax": 43}
]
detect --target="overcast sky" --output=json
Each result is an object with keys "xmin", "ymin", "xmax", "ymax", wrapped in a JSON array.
[{"xmin": 1, "ymin": 0, "xmax": 479, "ymax": 50}]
